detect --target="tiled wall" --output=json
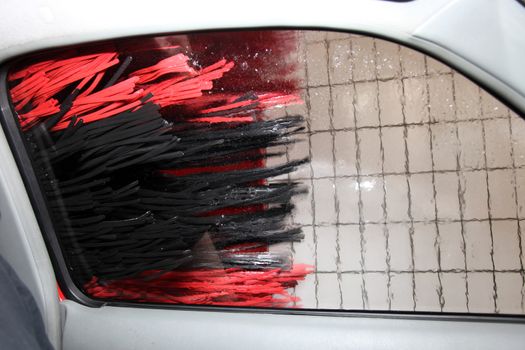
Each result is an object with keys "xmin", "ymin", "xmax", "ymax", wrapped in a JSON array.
[{"xmin": 270, "ymin": 31, "xmax": 525, "ymax": 314}]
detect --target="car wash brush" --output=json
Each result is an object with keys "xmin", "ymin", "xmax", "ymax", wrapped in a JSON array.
[{"xmin": 7, "ymin": 31, "xmax": 313, "ymax": 307}]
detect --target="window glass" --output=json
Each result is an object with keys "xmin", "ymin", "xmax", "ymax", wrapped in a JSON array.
[{"xmin": 5, "ymin": 30, "xmax": 525, "ymax": 314}]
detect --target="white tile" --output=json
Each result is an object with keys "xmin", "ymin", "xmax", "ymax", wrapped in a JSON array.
[
  {"xmin": 384, "ymin": 175, "xmax": 410, "ymax": 222},
  {"xmin": 327, "ymin": 31, "xmax": 351, "ymax": 40},
  {"xmin": 467, "ymin": 272, "xmax": 496, "ymax": 313},
  {"xmin": 288, "ymin": 137, "xmax": 312, "ymax": 180},
  {"xmin": 481, "ymin": 89, "xmax": 508, "ymax": 119},
  {"xmin": 414, "ymin": 272, "xmax": 441, "ymax": 312},
  {"xmin": 521, "ymin": 222, "xmax": 525, "ymax": 270},
  {"xmin": 313, "ymin": 178, "xmax": 337, "ymax": 225},
  {"xmin": 328, "ymin": 39, "xmax": 352, "ymax": 85},
  {"xmin": 409, "ymin": 173, "xmax": 435, "ymax": 221},
  {"xmin": 316, "ymin": 226, "xmax": 339, "ymax": 271},
  {"xmin": 492, "ymin": 220, "xmax": 521, "ymax": 270},
  {"xmin": 460, "ymin": 171, "xmax": 489, "ymax": 220},
  {"xmin": 375, "ymin": 39, "xmax": 401, "ymax": 80},
  {"xmin": 435, "ymin": 173, "xmax": 461, "ymax": 220},
  {"xmin": 351, "ymin": 37, "xmax": 376, "ymax": 82},
  {"xmin": 292, "ymin": 181, "xmax": 313, "ymax": 225},
  {"xmin": 336, "ymin": 178, "xmax": 360, "ymax": 224},
  {"xmin": 516, "ymin": 169, "xmax": 525, "ymax": 218},
  {"xmin": 439, "ymin": 222, "xmax": 466, "ymax": 270},
  {"xmin": 266, "ymin": 152, "xmax": 289, "ymax": 182},
  {"xmin": 431, "ymin": 122, "xmax": 458, "ymax": 171},
  {"xmin": 364, "ymin": 272, "xmax": 389, "ymax": 310},
  {"xmin": 457, "ymin": 121, "xmax": 484, "ymax": 170},
  {"xmin": 399, "ymin": 46, "xmax": 426, "ymax": 78},
  {"xmin": 413, "ymin": 222, "xmax": 439, "ymax": 271},
  {"xmin": 407, "ymin": 125, "xmax": 433, "ymax": 173},
  {"xmin": 304, "ymin": 31, "xmax": 327, "ymax": 42},
  {"xmin": 286, "ymin": 90, "xmax": 308, "ymax": 116},
  {"xmin": 310, "ymin": 132, "xmax": 334, "ymax": 178},
  {"xmin": 363, "ymin": 224, "xmax": 387, "ymax": 271},
  {"xmin": 264, "ymin": 106, "xmax": 287, "ymax": 119},
  {"xmin": 294, "ymin": 273, "xmax": 317, "ymax": 308},
  {"xmin": 341, "ymin": 273, "xmax": 364, "ymax": 309},
  {"xmin": 308, "ymin": 86, "xmax": 331, "ymax": 131},
  {"xmin": 403, "ymin": 77, "xmax": 429, "ymax": 124},
  {"xmin": 293, "ymin": 225, "xmax": 316, "ymax": 267},
  {"xmin": 378, "ymin": 80, "xmax": 403, "ymax": 126},
  {"xmin": 292, "ymin": 39, "xmax": 307, "ymax": 88},
  {"xmin": 332, "ymin": 84, "xmax": 355, "ymax": 129},
  {"xmin": 381, "ymin": 126, "xmax": 406, "ymax": 174},
  {"xmin": 426, "ymin": 56, "xmax": 451, "ymax": 75},
  {"xmin": 387, "ymin": 223, "xmax": 413, "ymax": 271},
  {"xmin": 495, "ymin": 272, "xmax": 524, "ymax": 314},
  {"xmin": 511, "ymin": 111, "xmax": 525, "ymax": 167},
  {"xmin": 441, "ymin": 273, "xmax": 468, "ymax": 313},
  {"xmin": 454, "ymin": 73, "xmax": 480, "ymax": 121},
  {"xmin": 488, "ymin": 169, "xmax": 516, "ymax": 219},
  {"xmin": 306, "ymin": 41, "xmax": 328, "ymax": 86},
  {"xmin": 334, "ymin": 131, "xmax": 357, "ymax": 176},
  {"xmin": 265, "ymin": 145, "xmax": 287, "ymax": 168},
  {"xmin": 317, "ymin": 273, "xmax": 342, "ymax": 309},
  {"xmin": 389, "ymin": 273, "xmax": 414, "ymax": 311},
  {"xmin": 464, "ymin": 221, "xmax": 493, "ymax": 270},
  {"xmin": 357, "ymin": 128, "xmax": 382, "ymax": 175},
  {"xmin": 484, "ymin": 118, "xmax": 513, "ymax": 168},
  {"xmin": 354, "ymin": 81, "xmax": 379, "ymax": 127},
  {"xmin": 428, "ymin": 75, "xmax": 455, "ymax": 123},
  {"xmin": 360, "ymin": 176, "xmax": 385, "ymax": 222},
  {"xmin": 339, "ymin": 225, "xmax": 362, "ymax": 271},
  {"xmin": 269, "ymin": 241, "xmax": 292, "ymax": 256}
]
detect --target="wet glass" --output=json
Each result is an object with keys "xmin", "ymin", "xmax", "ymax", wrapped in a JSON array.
[{"xmin": 5, "ymin": 30, "xmax": 525, "ymax": 314}]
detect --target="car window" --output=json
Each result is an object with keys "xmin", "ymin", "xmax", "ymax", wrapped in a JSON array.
[{"xmin": 3, "ymin": 29, "xmax": 524, "ymax": 315}]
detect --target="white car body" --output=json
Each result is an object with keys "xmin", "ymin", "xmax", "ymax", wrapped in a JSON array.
[{"xmin": 0, "ymin": 1, "xmax": 523, "ymax": 349}]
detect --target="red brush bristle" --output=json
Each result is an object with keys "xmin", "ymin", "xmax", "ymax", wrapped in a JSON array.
[
  {"xmin": 11, "ymin": 53, "xmax": 119, "ymax": 109},
  {"xmin": 11, "ymin": 53, "xmax": 238, "ymax": 131},
  {"xmin": 130, "ymin": 50, "xmax": 196, "ymax": 83},
  {"xmin": 85, "ymin": 265, "xmax": 313, "ymax": 307}
]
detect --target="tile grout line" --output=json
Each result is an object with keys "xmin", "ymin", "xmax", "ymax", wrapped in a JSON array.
[
  {"xmin": 283, "ymin": 62, "xmax": 296, "ymax": 306},
  {"xmin": 424, "ymin": 56, "xmax": 445, "ymax": 312},
  {"xmin": 315, "ymin": 268, "xmax": 525, "ymax": 274},
  {"xmin": 399, "ymin": 44, "xmax": 417, "ymax": 311},
  {"xmin": 324, "ymin": 37, "xmax": 344, "ymax": 309},
  {"xmin": 289, "ymin": 165, "xmax": 525, "ymax": 181},
  {"xmin": 506, "ymin": 107, "xmax": 525, "ymax": 314},
  {"xmin": 349, "ymin": 37, "xmax": 368, "ymax": 310},
  {"xmin": 373, "ymin": 38, "xmax": 393, "ymax": 311},
  {"xmin": 283, "ymin": 76, "xmax": 293, "ymax": 227},
  {"xmin": 283, "ymin": 39, "xmax": 299, "ymax": 271},
  {"xmin": 305, "ymin": 71, "xmax": 453, "ymax": 88},
  {"xmin": 299, "ymin": 217, "xmax": 523, "ymax": 227},
  {"xmin": 479, "ymin": 88, "xmax": 499, "ymax": 313},
  {"xmin": 303, "ymin": 38, "xmax": 320, "ymax": 308},
  {"xmin": 295, "ymin": 115, "xmax": 513, "ymax": 134},
  {"xmin": 451, "ymin": 71, "xmax": 471, "ymax": 312},
  {"xmin": 289, "ymin": 33, "xmax": 305, "ymax": 307}
]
